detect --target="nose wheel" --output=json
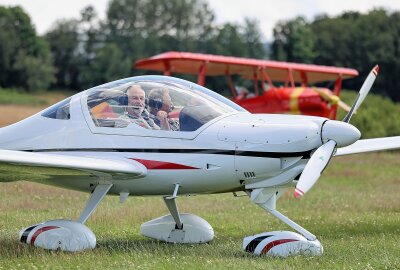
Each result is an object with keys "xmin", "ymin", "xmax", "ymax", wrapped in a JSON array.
[{"xmin": 245, "ymin": 188, "xmax": 323, "ymax": 256}]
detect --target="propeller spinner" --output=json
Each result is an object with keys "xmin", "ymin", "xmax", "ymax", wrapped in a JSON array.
[{"xmin": 294, "ymin": 65, "xmax": 379, "ymax": 198}]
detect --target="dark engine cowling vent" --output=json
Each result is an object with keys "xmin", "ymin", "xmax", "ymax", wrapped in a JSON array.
[{"xmin": 244, "ymin": 172, "xmax": 256, "ymax": 179}]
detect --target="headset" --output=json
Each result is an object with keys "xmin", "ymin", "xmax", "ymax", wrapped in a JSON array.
[
  {"xmin": 148, "ymin": 98, "xmax": 163, "ymax": 110},
  {"xmin": 119, "ymin": 94, "xmax": 128, "ymax": 106},
  {"xmin": 122, "ymin": 86, "xmax": 173, "ymax": 111}
]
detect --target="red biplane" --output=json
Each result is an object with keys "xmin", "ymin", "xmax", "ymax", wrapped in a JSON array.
[{"xmin": 135, "ymin": 52, "xmax": 358, "ymax": 119}]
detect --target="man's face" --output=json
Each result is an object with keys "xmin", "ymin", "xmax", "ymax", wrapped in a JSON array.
[
  {"xmin": 161, "ymin": 92, "xmax": 172, "ymax": 113},
  {"xmin": 127, "ymin": 85, "xmax": 145, "ymax": 116}
]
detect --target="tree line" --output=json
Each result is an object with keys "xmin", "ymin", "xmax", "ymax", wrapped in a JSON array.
[
  {"xmin": 1, "ymin": 1, "xmax": 400, "ymax": 101},
  {"xmin": 0, "ymin": 1, "xmax": 264, "ymax": 92},
  {"xmin": 272, "ymin": 9, "xmax": 400, "ymax": 101}
]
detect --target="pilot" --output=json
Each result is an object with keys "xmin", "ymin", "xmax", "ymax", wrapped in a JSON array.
[
  {"xmin": 236, "ymin": 86, "xmax": 253, "ymax": 100},
  {"xmin": 116, "ymin": 85, "xmax": 159, "ymax": 129},
  {"xmin": 148, "ymin": 87, "xmax": 179, "ymax": 131}
]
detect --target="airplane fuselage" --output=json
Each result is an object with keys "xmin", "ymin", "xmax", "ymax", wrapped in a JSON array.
[{"xmin": 0, "ymin": 89, "xmax": 328, "ymax": 196}]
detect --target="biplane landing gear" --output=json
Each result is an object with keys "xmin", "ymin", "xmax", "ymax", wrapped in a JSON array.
[
  {"xmin": 19, "ymin": 183, "xmax": 113, "ymax": 252},
  {"xmin": 244, "ymin": 188, "xmax": 323, "ymax": 257},
  {"xmin": 141, "ymin": 184, "xmax": 214, "ymax": 243}
]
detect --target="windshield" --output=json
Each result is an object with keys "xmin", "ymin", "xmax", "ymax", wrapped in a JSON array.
[{"xmin": 85, "ymin": 76, "xmax": 244, "ymax": 132}]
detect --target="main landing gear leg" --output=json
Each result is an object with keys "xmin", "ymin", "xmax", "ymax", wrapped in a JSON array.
[
  {"xmin": 163, "ymin": 184, "xmax": 183, "ymax": 229},
  {"xmin": 250, "ymin": 188, "xmax": 316, "ymax": 240},
  {"xmin": 78, "ymin": 183, "xmax": 113, "ymax": 224},
  {"xmin": 243, "ymin": 188, "xmax": 323, "ymax": 256},
  {"xmin": 140, "ymin": 183, "xmax": 214, "ymax": 243}
]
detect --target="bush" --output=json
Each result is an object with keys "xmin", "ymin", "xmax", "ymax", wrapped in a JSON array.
[{"xmin": 337, "ymin": 90, "xmax": 400, "ymax": 138}]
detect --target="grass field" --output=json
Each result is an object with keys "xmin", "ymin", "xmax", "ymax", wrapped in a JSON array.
[
  {"xmin": 0, "ymin": 91, "xmax": 399, "ymax": 269},
  {"xmin": 0, "ymin": 91, "xmax": 69, "ymax": 127},
  {"xmin": 0, "ymin": 153, "xmax": 399, "ymax": 269}
]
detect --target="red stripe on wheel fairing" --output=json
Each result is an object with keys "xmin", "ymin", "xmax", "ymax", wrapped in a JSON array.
[
  {"xmin": 130, "ymin": 158, "xmax": 199, "ymax": 170},
  {"xmin": 261, "ymin": 239, "xmax": 299, "ymax": 254},
  {"xmin": 30, "ymin": 226, "xmax": 60, "ymax": 245}
]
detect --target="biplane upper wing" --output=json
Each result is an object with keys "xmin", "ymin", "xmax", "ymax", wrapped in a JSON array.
[{"xmin": 135, "ymin": 51, "xmax": 358, "ymax": 83}]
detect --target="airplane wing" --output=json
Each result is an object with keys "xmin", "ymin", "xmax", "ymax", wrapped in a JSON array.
[
  {"xmin": 0, "ymin": 149, "xmax": 147, "ymax": 182},
  {"xmin": 335, "ymin": 136, "xmax": 400, "ymax": 156},
  {"xmin": 135, "ymin": 51, "xmax": 358, "ymax": 83}
]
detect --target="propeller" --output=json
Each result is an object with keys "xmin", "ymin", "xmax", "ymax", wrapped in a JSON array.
[
  {"xmin": 312, "ymin": 87, "xmax": 352, "ymax": 112},
  {"xmin": 294, "ymin": 65, "xmax": 379, "ymax": 198},
  {"xmin": 343, "ymin": 65, "xmax": 380, "ymax": 123}
]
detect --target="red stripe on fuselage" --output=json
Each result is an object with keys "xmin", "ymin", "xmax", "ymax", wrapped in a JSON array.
[
  {"xmin": 261, "ymin": 239, "xmax": 299, "ymax": 254},
  {"xmin": 30, "ymin": 226, "xmax": 60, "ymax": 245},
  {"xmin": 130, "ymin": 158, "xmax": 199, "ymax": 170}
]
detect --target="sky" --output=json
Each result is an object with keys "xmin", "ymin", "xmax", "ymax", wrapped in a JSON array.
[{"xmin": 1, "ymin": 0, "xmax": 400, "ymax": 41}]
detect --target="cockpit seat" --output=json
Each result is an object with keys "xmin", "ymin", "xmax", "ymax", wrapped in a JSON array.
[
  {"xmin": 179, "ymin": 105, "xmax": 220, "ymax": 132},
  {"xmin": 91, "ymin": 102, "xmax": 116, "ymax": 119}
]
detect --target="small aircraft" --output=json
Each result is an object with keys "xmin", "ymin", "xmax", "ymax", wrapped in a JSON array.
[
  {"xmin": 135, "ymin": 51, "xmax": 358, "ymax": 119},
  {"xmin": 0, "ymin": 65, "xmax": 398, "ymax": 256}
]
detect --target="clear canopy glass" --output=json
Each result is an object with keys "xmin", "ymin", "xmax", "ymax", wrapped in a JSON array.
[{"xmin": 85, "ymin": 76, "xmax": 245, "ymax": 132}]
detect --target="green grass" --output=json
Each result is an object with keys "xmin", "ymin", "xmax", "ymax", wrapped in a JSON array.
[
  {"xmin": 0, "ymin": 88, "xmax": 72, "ymax": 106},
  {"xmin": 0, "ymin": 87, "xmax": 399, "ymax": 269},
  {"xmin": 0, "ymin": 88, "xmax": 48, "ymax": 106},
  {"xmin": 0, "ymin": 152, "xmax": 399, "ymax": 269}
]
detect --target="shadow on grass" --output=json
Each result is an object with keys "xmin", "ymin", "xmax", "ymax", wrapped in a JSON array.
[
  {"xmin": 0, "ymin": 236, "xmax": 253, "ymax": 260},
  {"xmin": 0, "ymin": 238, "xmax": 52, "ymax": 258},
  {"xmin": 97, "ymin": 236, "xmax": 250, "ymax": 258}
]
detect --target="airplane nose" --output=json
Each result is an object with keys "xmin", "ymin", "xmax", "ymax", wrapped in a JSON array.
[{"xmin": 321, "ymin": 120, "xmax": 361, "ymax": 147}]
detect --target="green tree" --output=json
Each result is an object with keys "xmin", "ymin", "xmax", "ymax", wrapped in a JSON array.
[
  {"xmin": 105, "ymin": 0, "xmax": 216, "ymax": 64},
  {"xmin": 45, "ymin": 19, "xmax": 80, "ymax": 89},
  {"xmin": 12, "ymin": 41, "xmax": 55, "ymax": 91},
  {"xmin": 271, "ymin": 9, "xmax": 400, "ymax": 101},
  {"xmin": 44, "ymin": 1, "xmax": 265, "ymax": 90},
  {"xmin": 0, "ymin": 6, "xmax": 55, "ymax": 91},
  {"xmin": 271, "ymin": 17, "xmax": 316, "ymax": 63},
  {"xmin": 213, "ymin": 23, "xmax": 247, "ymax": 56},
  {"xmin": 311, "ymin": 9, "xmax": 400, "ymax": 100},
  {"xmin": 46, "ymin": 5, "xmax": 104, "ymax": 90},
  {"xmin": 80, "ymin": 43, "xmax": 131, "ymax": 87},
  {"xmin": 242, "ymin": 18, "xmax": 266, "ymax": 58}
]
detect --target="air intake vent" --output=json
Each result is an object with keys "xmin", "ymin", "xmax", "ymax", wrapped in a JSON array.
[{"xmin": 243, "ymin": 172, "xmax": 256, "ymax": 179}]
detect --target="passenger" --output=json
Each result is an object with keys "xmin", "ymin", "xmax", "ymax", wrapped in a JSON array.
[
  {"xmin": 116, "ymin": 85, "xmax": 159, "ymax": 129},
  {"xmin": 236, "ymin": 86, "xmax": 252, "ymax": 100},
  {"xmin": 148, "ymin": 88, "xmax": 179, "ymax": 131}
]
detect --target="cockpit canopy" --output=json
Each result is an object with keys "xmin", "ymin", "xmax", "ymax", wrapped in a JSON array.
[{"xmin": 85, "ymin": 76, "xmax": 245, "ymax": 132}]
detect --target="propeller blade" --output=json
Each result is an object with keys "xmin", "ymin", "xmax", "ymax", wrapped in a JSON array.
[
  {"xmin": 312, "ymin": 87, "xmax": 336, "ymax": 103},
  {"xmin": 294, "ymin": 140, "xmax": 337, "ymax": 198},
  {"xmin": 313, "ymin": 87, "xmax": 351, "ymax": 112},
  {"xmin": 338, "ymin": 100, "xmax": 352, "ymax": 112},
  {"xmin": 343, "ymin": 65, "xmax": 379, "ymax": 123}
]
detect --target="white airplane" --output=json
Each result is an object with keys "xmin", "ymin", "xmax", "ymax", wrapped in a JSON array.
[{"xmin": 0, "ymin": 65, "xmax": 398, "ymax": 256}]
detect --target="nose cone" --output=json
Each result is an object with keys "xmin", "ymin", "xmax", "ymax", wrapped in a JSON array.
[{"xmin": 321, "ymin": 120, "xmax": 361, "ymax": 147}]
